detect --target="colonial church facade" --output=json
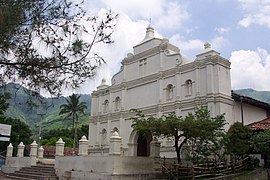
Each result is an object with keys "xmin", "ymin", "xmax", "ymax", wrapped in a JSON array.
[{"xmin": 88, "ymin": 26, "xmax": 269, "ymax": 157}]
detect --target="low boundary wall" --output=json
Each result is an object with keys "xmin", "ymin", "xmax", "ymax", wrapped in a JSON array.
[{"xmin": 55, "ymin": 156, "xmax": 159, "ymax": 180}]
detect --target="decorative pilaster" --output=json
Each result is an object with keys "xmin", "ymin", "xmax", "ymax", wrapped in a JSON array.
[
  {"xmin": 38, "ymin": 146, "xmax": 44, "ymax": 159},
  {"xmin": 6, "ymin": 143, "xmax": 13, "ymax": 157},
  {"xmin": 109, "ymin": 131, "xmax": 122, "ymax": 156},
  {"xmin": 55, "ymin": 138, "xmax": 65, "ymax": 156},
  {"xmin": 17, "ymin": 142, "xmax": 25, "ymax": 157},
  {"xmin": 78, "ymin": 136, "xmax": 88, "ymax": 156},
  {"xmin": 30, "ymin": 140, "xmax": 38, "ymax": 157}
]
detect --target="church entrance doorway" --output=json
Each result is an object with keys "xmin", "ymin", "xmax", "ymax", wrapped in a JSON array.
[{"xmin": 137, "ymin": 133, "xmax": 152, "ymax": 156}]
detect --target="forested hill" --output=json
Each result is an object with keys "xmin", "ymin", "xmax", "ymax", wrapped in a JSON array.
[
  {"xmin": 234, "ymin": 88, "xmax": 270, "ymax": 104},
  {"xmin": 0, "ymin": 83, "xmax": 91, "ymax": 135}
]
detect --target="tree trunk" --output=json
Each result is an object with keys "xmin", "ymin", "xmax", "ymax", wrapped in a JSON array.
[
  {"xmin": 72, "ymin": 113, "xmax": 75, "ymax": 155},
  {"xmin": 175, "ymin": 137, "xmax": 181, "ymax": 164},
  {"xmin": 177, "ymin": 137, "xmax": 187, "ymax": 164},
  {"xmin": 75, "ymin": 113, "xmax": 78, "ymax": 148}
]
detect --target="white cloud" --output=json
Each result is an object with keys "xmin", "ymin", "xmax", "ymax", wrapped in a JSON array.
[
  {"xmin": 170, "ymin": 34, "xmax": 203, "ymax": 52},
  {"xmin": 170, "ymin": 34, "xmax": 227, "ymax": 57},
  {"xmin": 238, "ymin": 0, "xmax": 270, "ymax": 28},
  {"xmin": 155, "ymin": 1, "xmax": 190, "ymax": 30},
  {"xmin": 230, "ymin": 48, "xmax": 270, "ymax": 90},
  {"xmin": 210, "ymin": 36, "xmax": 228, "ymax": 50},
  {"xmin": 90, "ymin": 0, "xmax": 189, "ymax": 31},
  {"xmin": 214, "ymin": 27, "xmax": 230, "ymax": 34},
  {"xmin": 99, "ymin": 0, "xmax": 163, "ymax": 20}
]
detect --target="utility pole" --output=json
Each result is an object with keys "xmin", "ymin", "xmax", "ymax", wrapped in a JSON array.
[
  {"xmin": 37, "ymin": 112, "xmax": 46, "ymax": 147},
  {"xmin": 240, "ymin": 96, "xmax": 244, "ymax": 125}
]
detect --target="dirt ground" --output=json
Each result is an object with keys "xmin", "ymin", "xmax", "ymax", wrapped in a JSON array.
[{"xmin": 229, "ymin": 168, "xmax": 269, "ymax": 180}]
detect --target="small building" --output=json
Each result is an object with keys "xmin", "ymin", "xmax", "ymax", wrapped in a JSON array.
[
  {"xmin": 232, "ymin": 92, "xmax": 270, "ymax": 127},
  {"xmin": 88, "ymin": 25, "xmax": 270, "ymax": 158}
]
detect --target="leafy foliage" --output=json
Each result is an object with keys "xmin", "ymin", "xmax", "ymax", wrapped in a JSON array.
[
  {"xmin": 42, "ymin": 137, "xmax": 73, "ymax": 147},
  {"xmin": 226, "ymin": 122, "xmax": 252, "ymax": 157},
  {"xmin": 0, "ymin": 94, "xmax": 32, "ymax": 154},
  {"xmin": 42, "ymin": 125, "xmax": 88, "ymax": 140},
  {"xmin": 0, "ymin": 0, "xmax": 118, "ymax": 96},
  {"xmin": 41, "ymin": 125, "xmax": 88, "ymax": 148},
  {"xmin": 59, "ymin": 93, "xmax": 87, "ymax": 150},
  {"xmin": 131, "ymin": 107, "xmax": 227, "ymax": 164},
  {"xmin": 251, "ymin": 130, "xmax": 270, "ymax": 154},
  {"xmin": 251, "ymin": 130, "xmax": 270, "ymax": 167},
  {"xmin": 0, "ymin": 92, "xmax": 9, "ymax": 115}
]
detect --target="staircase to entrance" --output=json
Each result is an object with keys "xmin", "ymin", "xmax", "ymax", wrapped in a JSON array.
[{"xmin": 5, "ymin": 165, "xmax": 58, "ymax": 180}]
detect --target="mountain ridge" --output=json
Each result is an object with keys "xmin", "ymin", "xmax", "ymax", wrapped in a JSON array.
[
  {"xmin": 233, "ymin": 88, "xmax": 270, "ymax": 104},
  {"xmin": 0, "ymin": 83, "xmax": 91, "ymax": 136}
]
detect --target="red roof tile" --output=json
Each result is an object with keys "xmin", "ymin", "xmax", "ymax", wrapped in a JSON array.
[{"xmin": 247, "ymin": 117, "xmax": 270, "ymax": 130}]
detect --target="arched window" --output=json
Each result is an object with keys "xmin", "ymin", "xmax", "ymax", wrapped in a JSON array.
[
  {"xmin": 101, "ymin": 129, "xmax": 107, "ymax": 145},
  {"xmin": 166, "ymin": 84, "xmax": 174, "ymax": 100},
  {"xmin": 103, "ymin": 99, "xmax": 109, "ymax": 113},
  {"xmin": 115, "ymin": 97, "xmax": 121, "ymax": 111},
  {"xmin": 185, "ymin": 80, "xmax": 192, "ymax": 96}
]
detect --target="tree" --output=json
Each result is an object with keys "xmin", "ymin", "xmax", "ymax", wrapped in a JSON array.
[
  {"xmin": 42, "ymin": 136, "xmax": 73, "ymax": 148},
  {"xmin": 0, "ymin": 94, "xmax": 32, "ymax": 154},
  {"xmin": 131, "ymin": 107, "xmax": 226, "ymax": 164},
  {"xmin": 251, "ymin": 130, "xmax": 270, "ymax": 167},
  {"xmin": 226, "ymin": 122, "xmax": 252, "ymax": 158},
  {"xmin": 0, "ymin": 1, "xmax": 117, "ymax": 96},
  {"xmin": 42, "ymin": 125, "xmax": 89, "ymax": 147},
  {"xmin": 0, "ymin": 92, "xmax": 10, "ymax": 114},
  {"xmin": 59, "ymin": 93, "xmax": 87, "ymax": 153}
]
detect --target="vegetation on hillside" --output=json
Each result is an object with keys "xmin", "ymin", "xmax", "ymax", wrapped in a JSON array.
[
  {"xmin": 234, "ymin": 89, "xmax": 270, "ymax": 104},
  {"xmin": 0, "ymin": 93, "xmax": 32, "ymax": 154},
  {"xmin": 0, "ymin": 83, "xmax": 91, "ymax": 139}
]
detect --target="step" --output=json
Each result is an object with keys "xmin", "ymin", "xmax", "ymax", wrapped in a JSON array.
[
  {"xmin": 16, "ymin": 170, "xmax": 55, "ymax": 175},
  {"xmin": 29, "ymin": 165, "xmax": 55, "ymax": 169},
  {"xmin": 20, "ymin": 167, "xmax": 55, "ymax": 174},
  {"xmin": 5, "ymin": 174, "xmax": 37, "ymax": 180},
  {"xmin": 7, "ymin": 172, "xmax": 58, "ymax": 180},
  {"xmin": 5, "ymin": 165, "xmax": 58, "ymax": 180}
]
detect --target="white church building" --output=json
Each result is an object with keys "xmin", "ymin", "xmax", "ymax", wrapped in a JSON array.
[{"xmin": 88, "ymin": 26, "xmax": 270, "ymax": 158}]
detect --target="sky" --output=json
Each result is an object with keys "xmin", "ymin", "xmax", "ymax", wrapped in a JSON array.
[{"xmin": 72, "ymin": 0, "xmax": 270, "ymax": 95}]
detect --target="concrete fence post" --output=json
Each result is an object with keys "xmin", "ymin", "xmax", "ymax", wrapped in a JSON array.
[
  {"xmin": 109, "ymin": 131, "xmax": 122, "ymax": 156},
  {"xmin": 38, "ymin": 146, "xmax": 44, "ymax": 159},
  {"xmin": 6, "ymin": 143, "xmax": 13, "ymax": 157},
  {"xmin": 150, "ymin": 138, "xmax": 161, "ymax": 158},
  {"xmin": 17, "ymin": 142, "xmax": 25, "ymax": 157},
  {"xmin": 55, "ymin": 138, "xmax": 65, "ymax": 156},
  {"xmin": 79, "ymin": 135, "xmax": 88, "ymax": 156},
  {"xmin": 30, "ymin": 140, "xmax": 38, "ymax": 157}
]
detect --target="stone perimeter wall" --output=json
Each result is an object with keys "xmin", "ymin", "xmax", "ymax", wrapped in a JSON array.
[
  {"xmin": 55, "ymin": 156, "xmax": 158, "ymax": 180},
  {"xmin": 2, "ymin": 134, "xmax": 161, "ymax": 180}
]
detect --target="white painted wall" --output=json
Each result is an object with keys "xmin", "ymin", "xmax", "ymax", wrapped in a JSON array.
[{"xmin": 233, "ymin": 101, "xmax": 267, "ymax": 126}]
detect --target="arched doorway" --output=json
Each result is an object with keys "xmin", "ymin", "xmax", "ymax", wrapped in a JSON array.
[{"xmin": 137, "ymin": 133, "xmax": 152, "ymax": 156}]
